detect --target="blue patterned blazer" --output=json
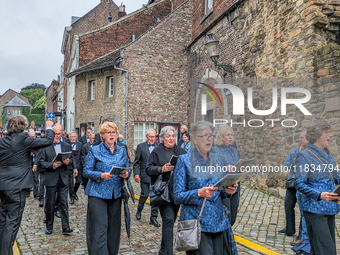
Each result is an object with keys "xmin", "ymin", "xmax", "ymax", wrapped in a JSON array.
[
  {"xmin": 83, "ymin": 143, "xmax": 130, "ymax": 199},
  {"xmin": 173, "ymin": 149, "xmax": 230, "ymax": 233},
  {"xmin": 294, "ymin": 143, "xmax": 340, "ymax": 215}
]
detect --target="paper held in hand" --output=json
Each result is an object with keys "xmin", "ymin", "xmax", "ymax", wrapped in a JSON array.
[
  {"xmin": 109, "ymin": 165, "xmax": 132, "ymax": 175},
  {"xmin": 331, "ymin": 185, "xmax": 340, "ymax": 203},
  {"xmin": 52, "ymin": 152, "xmax": 72, "ymax": 162},
  {"xmin": 213, "ymin": 158, "xmax": 254, "ymax": 190}
]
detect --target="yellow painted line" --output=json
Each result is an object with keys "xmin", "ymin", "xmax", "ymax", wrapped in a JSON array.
[
  {"xmin": 234, "ymin": 235, "xmax": 281, "ymax": 255},
  {"xmin": 13, "ymin": 240, "xmax": 20, "ymax": 255},
  {"xmin": 133, "ymin": 194, "xmax": 282, "ymax": 255}
]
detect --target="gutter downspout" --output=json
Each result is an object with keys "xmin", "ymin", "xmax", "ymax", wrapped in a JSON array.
[{"xmin": 114, "ymin": 65, "xmax": 129, "ymax": 146}]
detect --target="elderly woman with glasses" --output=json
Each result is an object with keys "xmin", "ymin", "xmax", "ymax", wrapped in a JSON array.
[
  {"xmin": 146, "ymin": 126, "xmax": 186, "ymax": 255},
  {"xmin": 295, "ymin": 122, "xmax": 340, "ymax": 255},
  {"xmin": 212, "ymin": 125, "xmax": 240, "ymax": 227},
  {"xmin": 173, "ymin": 120, "xmax": 238, "ymax": 255},
  {"xmin": 83, "ymin": 122, "xmax": 130, "ymax": 255}
]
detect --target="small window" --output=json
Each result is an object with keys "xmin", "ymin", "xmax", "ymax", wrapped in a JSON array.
[
  {"xmin": 206, "ymin": 0, "xmax": 213, "ymax": 14},
  {"xmin": 89, "ymin": 80, "xmax": 95, "ymax": 100},
  {"xmin": 108, "ymin": 76, "xmax": 114, "ymax": 97},
  {"xmin": 134, "ymin": 122, "xmax": 156, "ymax": 149}
]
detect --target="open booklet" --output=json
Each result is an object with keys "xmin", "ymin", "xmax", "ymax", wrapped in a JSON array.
[
  {"xmin": 169, "ymin": 155, "xmax": 178, "ymax": 166},
  {"xmin": 109, "ymin": 165, "xmax": 132, "ymax": 175},
  {"xmin": 213, "ymin": 158, "xmax": 254, "ymax": 190},
  {"xmin": 52, "ymin": 152, "xmax": 72, "ymax": 162},
  {"xmin": 331, "ymin": 185, "xmax": 340, "ymax": 203},
  {"xmin": 72, "ymin": 150, "xmax": 80, "ymax": 156}
]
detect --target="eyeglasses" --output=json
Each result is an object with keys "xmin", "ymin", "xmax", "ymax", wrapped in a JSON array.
[
  {"xmin": 324, "ymin": 131, "xmax": 332, "ymax": 135},
  {"xmin": 105, "ymin": 132, "xmax": 117, "ymax": 136},
  {"xmin": 197, "ymin": 134, "xmax": 215, "ymax": 140}
]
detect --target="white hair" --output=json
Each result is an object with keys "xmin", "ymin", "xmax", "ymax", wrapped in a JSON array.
[
  {"xmin": 145, "ymin": 128, "xmax": 156, "ymax": 136},
  {"xmin": 159, "ymin": 126, "xmax": 177, "ymax": 143}
]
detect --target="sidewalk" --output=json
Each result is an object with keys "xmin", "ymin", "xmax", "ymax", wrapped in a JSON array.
[{"xmin": 15, "ymin": 183, "xmax": 340, "ymax": 254}]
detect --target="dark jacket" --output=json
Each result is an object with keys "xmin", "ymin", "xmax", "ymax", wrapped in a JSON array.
[
  {"xmin": 71, "ymin": 141, "xmax": 83, "ymax": 170},
  {"xmin": 93, "ymin": 133, "xmax": 101, "ymax": 146},
  {"xmin": 79, "ymin": 135, "xmax": 89, "ymax": 145},
  {"xmin": 0, "ymin": 129, "xmax": 54, "ymax": 191},
  {"xmin": 38, "ymin": 141, "xmax": 75, "ymax": 187},
  {"xmin": 81, "ymin": 142, "xmax": 92, "ymax": 168},
  {"xmin": 133, "ymin": 142, "xmax": 159, "ymax": 183},
  {"xmin": 146, "ymin": 143, "xmax": 186, "ymax": 186}
]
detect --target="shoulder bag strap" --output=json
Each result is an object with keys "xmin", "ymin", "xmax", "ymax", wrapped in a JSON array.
[
  {"xmin": 197, "ymin": 154, "xmax": 213, "ymax": 221},
  {"xmin": 306, "ymin": 149, "xmax": 335, "ymax": 186}
]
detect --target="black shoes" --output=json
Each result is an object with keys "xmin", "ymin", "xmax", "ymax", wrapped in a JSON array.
[
  {"xmin": 39, "ymin": 200, "xmax": 44, "ymax": 208},
  {"xmin": 70, "ymin": 198, "xmax": 75, "ymax": 205},
  {"xmin": 74, "ymin": 195, "xmax": 79, "ymax": 201},
  {"xmin": 136, "ymin": 210, "xmax": 142, "ymax": 220},
  {"xmin": 278, "ymin": 228, "xmax": 294, "ymax": 236},
  {"xmin": 45, "ymin": 230, "xmax": 52, "ymax": 235},
  {"xmin": 55, "ymin": 210, "xmax": 61, "ymax": 218},
  {"xmin": 62, "ymin": 228, "xmax": 73, "ymax": 235},
  {"xmin": 150, "ymin": 218, "xmax": 161, "ymax": 227},
  {"xmin": 290, "ymin": 238, "xmax": 304, "ymax": 246}
]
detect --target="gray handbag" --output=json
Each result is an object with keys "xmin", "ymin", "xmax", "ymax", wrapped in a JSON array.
[{"xmin": 174, "ymin": 197, "xmax": 207, "ymax": 251}]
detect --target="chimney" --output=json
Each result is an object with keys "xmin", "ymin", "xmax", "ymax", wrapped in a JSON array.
[{"xmin": 118, "ymin": 2, "xmax": 127, "ymax": 18}]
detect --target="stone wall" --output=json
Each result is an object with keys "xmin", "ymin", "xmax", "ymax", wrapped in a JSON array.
[
  {"xmin": 119, "ymin": 0, "xmax": 193, "ymax": 157},
  {"xmin": 74, "ymin": 67, "xmax": 126, "ymax": 133},
  {"xmin": 0, "ymin": 89, "xmax": 30, "ymax": 114},
  {"xmin": 78, "ymin": 0, "xmax": 172, "ymax": 67},
  {"xmin": 189, "ymin": 0, "xmax": 340, "ymax": 196}
]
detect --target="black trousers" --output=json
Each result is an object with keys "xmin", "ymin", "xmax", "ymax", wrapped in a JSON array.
[
  {"xmin": 186, "ymin": 231, "xmax": 229, "ymax": 255},
  {"xmin": 68, "ymin": 172, "xmax": 76, "ymax": 199},
  {"xmin": 304, "ymin": 211, "xmax": 336, "ymax": 255},
  {"xmin": 222, "ymin": 193, "xmax": 239, "ymax": 227},
  {"xmin": 137, "ymin": 182, "xmax": 158, "ymax": 219},
  {"xmin": 38, "ymin": 173, "xmax": 45, "ymax": 202},
  {"xmin": 73, "ymin": 170, "xmax": 83, "ymax": 196},
  {"xmin": 45, "ymin": 178, "xmax": 70, "ymax": 231},
  {"xmin": 87, "ymin": 196, "xmax": 122, "ymax": 255},
  {"xmin": 284, "ymin": 187, "xmax": 296, "ymax": 235},
  {"xmin": 33, "ymin": 171, "xmax": 39, "ymax": 198},
  {"xmin": 0, "ymin": 189, "xmax": 29, "ymax": 255},
  {"xmin": 158, "ymin": 202, "xmax": 180, "ymax": 255}
]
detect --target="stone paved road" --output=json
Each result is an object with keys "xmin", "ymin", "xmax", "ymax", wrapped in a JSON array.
[
  {"xmin": 16, "ymin": 187, "xmax": 254, "ymax": 255},
  {"xmin": 18, "ymin": 182, "xmax": 340, "ymax": 255}
]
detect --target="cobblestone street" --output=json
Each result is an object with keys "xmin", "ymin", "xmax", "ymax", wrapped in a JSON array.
[{"xmin": 16, "ymin": 182, "xmax": 340, "ymax": 255}]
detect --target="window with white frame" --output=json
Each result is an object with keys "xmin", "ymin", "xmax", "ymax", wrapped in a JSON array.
[
  {"xmin": 134, "ymin": 122, "xmax": 156, "ymax": 149},
  {"xmin": 206, "ymin": 0, "xmax": 213, "ymax": 14},
  {"xmin": 12, "ymin": 109, "xmax": 22, "ymax": 116},
  {"xmin": 108, "ymin": 76, "xmax": 114, "ymax": 97},
  {"xmin": 90, "ymin": 80, "xmax": 95, "ymax": 100}
]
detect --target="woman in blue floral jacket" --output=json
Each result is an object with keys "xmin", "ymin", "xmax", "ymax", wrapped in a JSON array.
[
  {"xmin": 294, "ymin": 122, "xmax": 340, "ymax": 255},
  {"xmin": 83, "ymin": 122, "xmax": 130, "ymax": 255},
  {"xmin": 173, "ymin": 120, "xmax": 238, "ymax": 255}
]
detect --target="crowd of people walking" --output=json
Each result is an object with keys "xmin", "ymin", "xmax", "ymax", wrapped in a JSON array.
[{"xmin": 0, "ymin": 115, "xmax": 338, "ymax": 255}]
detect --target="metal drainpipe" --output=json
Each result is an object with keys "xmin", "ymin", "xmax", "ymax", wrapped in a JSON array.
[{"xmin": 114, "ymin": 65, "xmax": 129, "ymax": 146}]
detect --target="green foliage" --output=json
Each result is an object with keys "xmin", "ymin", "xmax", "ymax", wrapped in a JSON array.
[
  {"xmin": 20, "ymin": 106, "xmax": 44, "ymax": 126},
  {"xmin": 20, "ymin": 89, "xmax": 44, "ymax": 107},
  {"xmin": 34, "ymin": 96, "xmax": 45, "ymax": 110},
  {"xmin": 1, "ymin": 101, "xmax": 9, "ymax": 126}
]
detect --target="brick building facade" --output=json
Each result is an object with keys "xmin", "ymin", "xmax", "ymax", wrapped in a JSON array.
[
  {"xmin": 189, "ymin": 0, "xmax": 340, "ymax": 194},
  {"xmin": 0, "ymin": 89, "xmax": 30, "ymax": 114},
  {"xmin": 71, "ymin": 0, "xmax": 192, "ymax": 157}
]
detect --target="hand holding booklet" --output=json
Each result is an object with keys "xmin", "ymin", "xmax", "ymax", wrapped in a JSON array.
[
  {"xmin": 109, "ymin": 165, "xmax": 132, "ymax": 175},
  {"xmin": 53, "ymin": 152, "xmax": 72, "ymax": 162},
  {"xmin": 213, "ymin": 158, "xmax": 254, "ymax": 190}
]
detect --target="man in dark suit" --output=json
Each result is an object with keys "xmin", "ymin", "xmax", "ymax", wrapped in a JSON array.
[
  {"xmin": 133, "ymin": 129, "xmax": 160, "ymax": 227},
  {"xmin": 0, "ymin": 116, "xmax": 54, "ymax": 255},
  {"xmin": 79, "ymin": 127, "xmax": 93, "ymax": 145},
  {"xmin": 69, "ymin": 132, "xmax": 82, "ymax": 204},
  {"xmin": 28, "ymin": 130, "xmax": 40, "ymax": 199},
  {"xmin": 81, "ymin": 133, "xmax": 95, "ymax": 189},
  {"xmin": 39, "ymin": 124, "xmax": 76, "ymax": 236}
]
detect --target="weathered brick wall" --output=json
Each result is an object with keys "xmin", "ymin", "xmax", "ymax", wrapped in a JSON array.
[
  {"xmin": 173, "ymin": 0, "xmax": 187, "ymax": 9},
  {"xmin": 189, "ymin": 0, "xmax": 340, "ymax": 195},
  {"xmin": 192, "ymin": 0, "xmax": 238, "ymax": 41},
  {"xmin": 74, "ymin": 67, "xmax": 126, "ymax": 133},
  {"xmin": 118, "ymin": 0, "xmax": 193, "ymax": 158},
  {"xmin": 78, "ymin": 0, "xmax": 172, "ymax": 67},
  {"xmin": 64, "ymin": 0, "xmax": 119, "ymax": 75},
  {"xmin": 0, "ymin": 90, "xmax": 30, "ymax": 113}
]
